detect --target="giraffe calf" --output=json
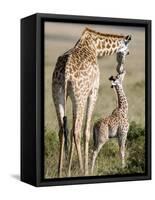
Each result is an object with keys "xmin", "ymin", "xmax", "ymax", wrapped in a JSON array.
[{"xmin": 91, "ymin": 71, "xmax": 129, "ymax": 174}]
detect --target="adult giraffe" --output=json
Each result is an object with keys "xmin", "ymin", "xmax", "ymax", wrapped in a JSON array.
[{"xmin": 52, "ymin": 28, "xmax": 131, "ymax": 177}]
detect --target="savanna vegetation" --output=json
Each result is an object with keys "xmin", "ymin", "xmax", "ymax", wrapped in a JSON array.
[
  {"xmin": 44, "ymin": 121, "xmax": 145, "ymax": 178},
  {"xmin": 44, "ymin": 22, "xmax": 145, "ymax": 178}
]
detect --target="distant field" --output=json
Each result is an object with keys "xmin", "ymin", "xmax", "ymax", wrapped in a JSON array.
[{"xmin": 44, "ymin": 22, "xmax": 145, "ymax": 178}]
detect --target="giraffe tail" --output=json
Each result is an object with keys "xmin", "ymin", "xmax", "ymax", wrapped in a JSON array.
[
  {"xmin": 63, "ymin": 116, "xmax": 69, "ymax": 158},
  {"xmin": 63, "ymin": 77, "xmax": 69, "ymax": 158}
]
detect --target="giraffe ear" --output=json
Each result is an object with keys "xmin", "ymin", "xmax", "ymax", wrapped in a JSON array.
[
  {"xmin": 125, "ymin": 35, "xmax": 132, "ymax": 44},
  {"xmin": 109, "ymin": 76, "xmax": 115, "ymax": 81}
]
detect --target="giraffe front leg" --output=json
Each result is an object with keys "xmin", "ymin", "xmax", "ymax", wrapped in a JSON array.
[
  {"xmin": 118, "ymin": 130, "xmax": 128, "ymax": 168},
  {"xmin": 119, "ymin": 143, "xmax": 126, "ymax": 168},
  {"xmin": 84, "ymin": 85, "xmax": 99, "ymax": 175}
]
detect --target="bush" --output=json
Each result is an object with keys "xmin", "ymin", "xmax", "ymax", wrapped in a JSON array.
[
  {"xmin": 126, "ymin": 136, "xmax": 145, "ymax": 173},
  {"xmin": 125, "ymin": 122, "xmax": 145, "ymax": 174},
  {"xmin": 127, "ymin": 121, "xmax": 145, "ymax": 141}
]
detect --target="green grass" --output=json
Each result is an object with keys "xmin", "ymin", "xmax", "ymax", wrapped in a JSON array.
[{"xmin": 44, "ymin": 122, "xmax": 145, "ymax": 178}]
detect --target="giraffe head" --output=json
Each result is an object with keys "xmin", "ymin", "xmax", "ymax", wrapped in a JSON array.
[
  {"xmin": 116, "ymin": 35, "xmax": 131, "ymax": 74},
  {"xmin": 109, "ymin": 71, "xmax": 126, "ymax": 88},
  {"xmin": 117, "ymin": 35, "xmax": 131, "ymax": 54}
]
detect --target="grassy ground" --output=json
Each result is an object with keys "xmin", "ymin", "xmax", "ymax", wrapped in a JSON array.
[
  {"xmin": 44, "ymin": 22, "xmax": 145, "ymax": 178},
  {"xmin": 44, "ymin": 122, "xmax": 145, "ymax": 178}
]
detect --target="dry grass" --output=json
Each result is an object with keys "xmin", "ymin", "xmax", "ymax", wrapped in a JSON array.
[{"xmin": 44, "ymin": 22, "xmax": 145, "ymax": 178}]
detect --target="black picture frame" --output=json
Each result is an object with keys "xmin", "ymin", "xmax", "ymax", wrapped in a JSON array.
[{"xmin": 21, "ymin": 13, "xmax": 151, "ymax": 187}]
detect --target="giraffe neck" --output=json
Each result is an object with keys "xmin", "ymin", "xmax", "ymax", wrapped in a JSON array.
[
  {"xmin": 95, "ymin": 37, "xmax": 122, "ymax": 57},
  {"xmin": 114, "ymin": 85, "xmax": 128, "ymax": 115},
  {"xmin": 80, "ymin": 28, "xmax": 125, "ymax": 57}
]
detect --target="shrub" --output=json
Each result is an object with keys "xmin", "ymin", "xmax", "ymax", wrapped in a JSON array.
[
  {"xmin": 127, "ymin": 121, "xmax": 145, "ymax": 141},
  {"xmin": 126, "ymin": 136, "xmax": 145, "ymax": 173},
  {"xmin": 125, "ymin": 122, "xmax": 145, "ymax": 174}
]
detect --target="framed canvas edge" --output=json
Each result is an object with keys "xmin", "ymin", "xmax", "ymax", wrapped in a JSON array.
[
  {"xmin": 37, "ymin": 174, "xmax": 151, "ymax": 187},
  {"xmin": 21, "ymin": 13, "xmax": 152, "ymax": 187}
]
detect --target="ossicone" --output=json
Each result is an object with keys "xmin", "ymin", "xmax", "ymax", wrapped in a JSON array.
[
  {"xmin": 109, "ymin": 76, "xmax": 115, "ymax": 81},
  {"xmin": 125, "ymin": 35, "xmax": 132, "ymax": 43}
]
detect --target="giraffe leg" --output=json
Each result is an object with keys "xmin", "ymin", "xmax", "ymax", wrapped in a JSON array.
[
  {"xmin": 68, "ymin": 105, "xmax": 76, "ymax": 176},
  {"xmin": 72, "ymin": 104, "xmax": 86, "ymax": 175},
  {"xmin": 91, "ymin": 143, "xmax": 104, "ymax": 175},
  {"xmin": 91, "ymin": 124, "xmax": 109, "ymax": 174},
  {"xmin": 68, "ymin": 129, "xmax": 74, "ymax": 177},
  {"xmin": 58, "ymin": 128, "xmax": 65, "ymax": 177},
  {"xmin": 84, "ymin": 85, "xmax": 99, "ymax": 175},
  {"xmin": 118, "ymin": 130, "xmax": 128, "ymax": 168},
  {"xmin": 52, "ymin": 86, "xmax": 66, "ymax": 178}
]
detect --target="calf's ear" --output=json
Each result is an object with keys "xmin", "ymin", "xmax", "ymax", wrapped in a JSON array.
[
  {"xmin": 125, "ymin": 35, "xmax": 132, "ymax": 44},
  {"xmin": 109, "ymin": 76, "xmax": 114, "ymax": 81}
]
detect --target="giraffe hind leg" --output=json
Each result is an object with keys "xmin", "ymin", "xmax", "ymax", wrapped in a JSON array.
[
  {"xmin": 84, "ymin": 82, "xmax": 99, "ymax": 175},
  {"xmin": 91, "ymin": 125, "xmax": 109, "ymax": 175},
  {"xmin": 91, "ymin": 143, "xmax": 103, "ymax": 175},
  {"xmin": 72, "ymin": 103, "xmax": 86, "ymax": 175},
  {"xmin": 68, "ymin": 129, "xmax": 74, "ymax": 177},
  {"xmin": 52, "ymin": 87, "xmax": 66, "ymax": 177}
]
